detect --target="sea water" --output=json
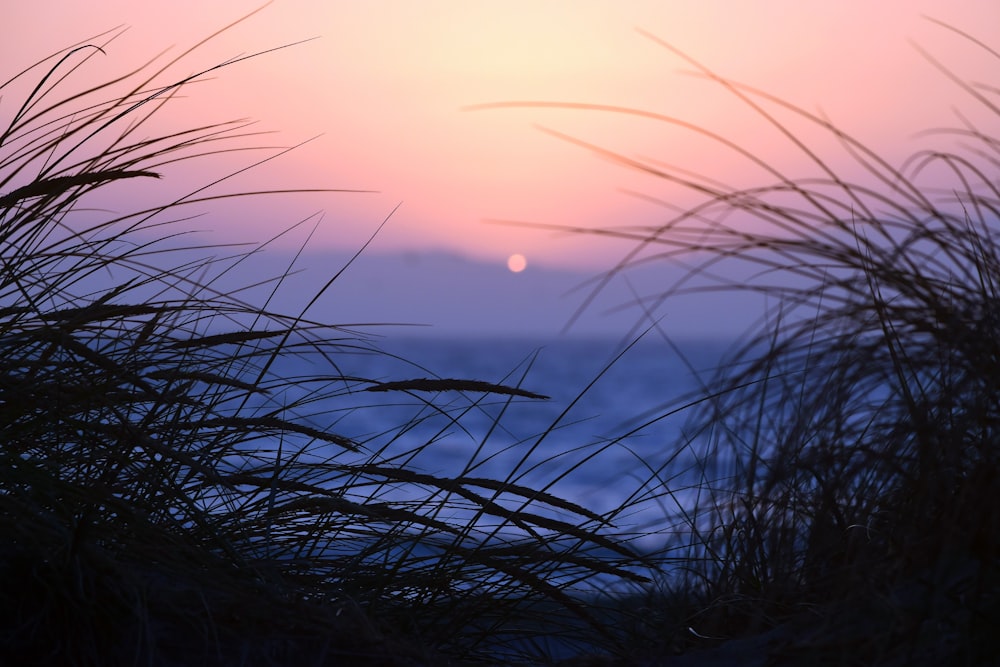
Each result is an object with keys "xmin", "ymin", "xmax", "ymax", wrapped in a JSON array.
[{"xmin": 261, "ymin": 335, "xmax": 740, "ymax": 552}]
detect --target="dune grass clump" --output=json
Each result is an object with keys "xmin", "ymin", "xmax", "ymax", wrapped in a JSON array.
[
  {"xmin": 633, "ymin": 26, "xmax": 1000, "ymax": 665},
  {"xmin": 475, "ymin": 20, "xmax": 1000, "ymax": 665},
  {"xmin": 0, "ymin": 24, "xmax": 653, "ymax": 667}
]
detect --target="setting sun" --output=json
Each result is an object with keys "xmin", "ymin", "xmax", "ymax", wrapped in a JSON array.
[{"xmin": 506, "ymin": 253, "xmax": 527, "ymax": 273}]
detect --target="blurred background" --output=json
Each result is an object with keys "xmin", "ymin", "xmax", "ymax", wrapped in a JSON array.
[{"xmin": 5, "ymin": 1, "xmax": 999, "ymax": 338}]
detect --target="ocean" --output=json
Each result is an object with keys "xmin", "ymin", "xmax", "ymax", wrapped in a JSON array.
[{"xmin": 266, "ymin": 335, "xmax": 739, "ymax": 552}]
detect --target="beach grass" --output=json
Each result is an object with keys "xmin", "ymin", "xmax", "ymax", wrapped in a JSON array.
[
  {"xmin": 0, "ymin": 19, "xmax": 653, "ymax": 667},
  {"xmin": 471, "ymin": 18, "xmax": 1000, "ymax": 665},
  {"xmin": 5, "ymin": 11, "xmax": 1000, "ymax": 667}
]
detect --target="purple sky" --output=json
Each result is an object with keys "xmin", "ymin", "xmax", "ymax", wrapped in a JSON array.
[{"xmin": 224, "ymin": 246, "xmax": 767, "ymax": 341}]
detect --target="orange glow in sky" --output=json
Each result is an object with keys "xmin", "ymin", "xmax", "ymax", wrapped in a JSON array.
[{"xmin": 4, "ymin": 1, "xmax": 1000, "ymax": 271}]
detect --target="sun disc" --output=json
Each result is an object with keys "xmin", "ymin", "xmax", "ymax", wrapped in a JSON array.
[{"xmin": 506, "ymin": 253, "xmax": 527, "ymax": 273}]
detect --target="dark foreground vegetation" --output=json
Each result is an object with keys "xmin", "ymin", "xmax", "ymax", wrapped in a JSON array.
[{"xmin": 2, "ymin": 13, "xmax": 998, "ymax": 667}]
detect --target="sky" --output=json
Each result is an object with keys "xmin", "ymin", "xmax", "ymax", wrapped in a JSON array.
[{"xmin": 4, "ymin": 2, "xmax": 1000, "ymax": 337}]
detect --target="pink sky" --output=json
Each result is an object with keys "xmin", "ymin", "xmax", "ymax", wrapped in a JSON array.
[
  {"xmin": 5, "ymin": 9, "xmax": 995, "ymax": 637},
  {"xmin": 4, "ymin": 1, "xmax": 999, "ymax": 276}
]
